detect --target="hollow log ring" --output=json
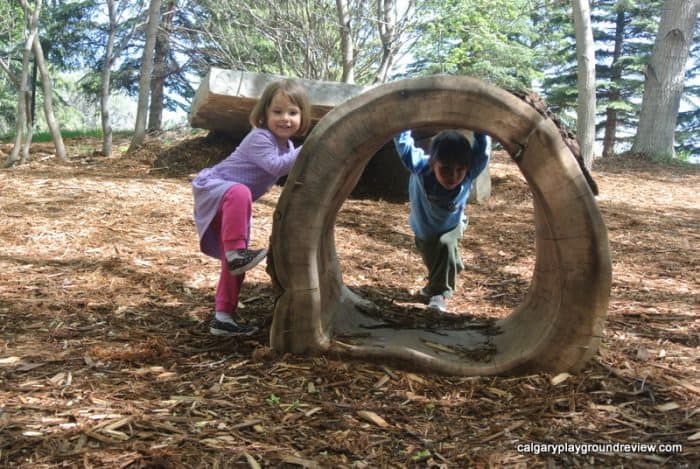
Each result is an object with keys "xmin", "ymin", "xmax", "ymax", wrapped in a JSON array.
[{"xmin": 268, "ymin": 76, "xmax": 611, "ymax": 376}]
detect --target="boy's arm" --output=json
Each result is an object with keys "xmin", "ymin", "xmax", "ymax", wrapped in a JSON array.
[
  {"xmin": 470, "ymin": 133, "xmax": 491, "ymax": 178},
  {"xmin": 393, "ymin": 130, "xmax": 429, "ymax": 173}
]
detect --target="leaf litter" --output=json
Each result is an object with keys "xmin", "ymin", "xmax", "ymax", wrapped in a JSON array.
[{"xmin": 0, "ymin": 132, "xmax": 698, "ymax": 467}]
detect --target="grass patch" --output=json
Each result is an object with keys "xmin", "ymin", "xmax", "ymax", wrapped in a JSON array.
[{"xmin": 1, "ymin": 129, "xmax": 133, "ymax": 143}]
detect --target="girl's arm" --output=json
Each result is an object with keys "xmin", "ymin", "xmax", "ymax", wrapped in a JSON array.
[
  {"xmin": 248, "ymin": 130, "xmax": 301, "ymax": 178},
  {"xmin": 393, "ymin": 130, "xmax": 429, "ymax": 173}
]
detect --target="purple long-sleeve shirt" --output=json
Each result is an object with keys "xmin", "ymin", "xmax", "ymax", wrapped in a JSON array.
[{"xmin": 192, "ymin": 128, "xmax": 301, "ymax": 258}]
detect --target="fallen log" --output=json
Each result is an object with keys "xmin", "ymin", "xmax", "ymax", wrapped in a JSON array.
[{"xmin": 267, "ymin": 75, "xmax": 611, "ymax": 376}]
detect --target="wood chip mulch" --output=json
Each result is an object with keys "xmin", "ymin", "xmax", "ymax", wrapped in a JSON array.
[{"xmin": 0, "ymin": 133, "xmax": 698, "ymax": 468}]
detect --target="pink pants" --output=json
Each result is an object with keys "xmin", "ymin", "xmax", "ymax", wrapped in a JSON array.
[{"xmin": 212, "ymin": 184, "xmax": 252, "ymax": 314}]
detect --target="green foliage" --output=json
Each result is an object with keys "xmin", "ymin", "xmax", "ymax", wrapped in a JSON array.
[
  {"xmin": 199, "ymin": 2, "xmax": 288, "ymax": 74},
  {"xmin": 197, "ymin": 0, "xmax": 423, "ymax": 85},
  {"xmin": 649, "ymin": 150, "xmax": 681, "ymax": 164},
  {"xmin": 108, "ymin": 0, "xmax": 203, "ymax": 113},
  {"xmin": 406, "ymin": 0, "xmax": 542, "ymax": 89},
  {"xmin": 605, "ymin": 100, "xmax": 635, "ymax": 112},
  {"xmin": 677, "ymin": 26, "xmax": 700, "ymax": 157},
  {"xmin": 534, "ymin": 2, "xmax": 577, "ymax": 113},
  {"xmin": 41, "ymin": 0, "xmax": 103, "ymax": 70},
  {"xmin": 674, "ymin": 149, "xmax": 696, "ymax": 164},
  {"xmin": 676, "ymin": 105, "xmax": 699, "ymax": 157},
  {"xmin": 411, "ymin": 449, "xmax": 431, "ymax": 461},
  {"xmin": 0, "ymin": 76, "xmax": 15, "ymax": 135},
  {"xmin": 283, "ymin": 400, "xmax": 300, "ymax": 412},
  {"xmin": 0, "ymin": 0, "xmax": 25, "ymax": 133},
  {"xmin": 0, "ymin": 0, "xmax": 696, "ymax": 157},
  {"xmin": 197, "ymin": 0, "xmax": 348, "ymax": 81},
  {"xmin": 532, "ymin": 0, "xmax": 680, "ymax": 154},
  {"xmin": 401, "ymin": 0, "xmax": 697, "ymax": 156}
]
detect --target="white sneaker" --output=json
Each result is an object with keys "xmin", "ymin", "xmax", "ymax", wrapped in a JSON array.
[{"xmin": 428, "ymin": 295, "xmax": 446, "ymax": 312}]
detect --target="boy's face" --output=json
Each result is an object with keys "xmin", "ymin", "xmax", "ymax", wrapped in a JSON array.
[{"xmin": 430, "ymin": 160, "xmax": 469, "ymax": 190}]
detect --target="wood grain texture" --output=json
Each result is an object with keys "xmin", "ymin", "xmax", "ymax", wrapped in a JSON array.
[{"xmin": 267, "ymin": 76, "xmax": 611, "ymax": 376}]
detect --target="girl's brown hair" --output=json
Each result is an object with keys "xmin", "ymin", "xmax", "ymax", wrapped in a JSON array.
[{"xmin": 249, "ymin": 79, "xmax": 312, "ymax": 137}]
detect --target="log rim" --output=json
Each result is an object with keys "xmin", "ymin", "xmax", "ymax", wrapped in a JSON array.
[{"xmin": 269, "ymin": 75, "xmax": 611, "ymax": 376}]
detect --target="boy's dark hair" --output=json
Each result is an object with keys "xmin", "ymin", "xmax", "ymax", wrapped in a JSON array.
[
  {"xmin": 429, "ymin": 130, "xmax": 475, "ymax": 167},
  {"xmin": 249, "ymin": 79, "xmax": 312, "ymax": 136}
]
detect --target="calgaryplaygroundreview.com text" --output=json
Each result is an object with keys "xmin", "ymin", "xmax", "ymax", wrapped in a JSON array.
[{"xmin": 516, "ymin": 442, "xmax": 684, "ymax": 456}]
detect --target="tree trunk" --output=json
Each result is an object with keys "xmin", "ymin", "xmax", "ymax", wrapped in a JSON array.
[
  {"xmin": 148, "ymin": 0, "xmax": 175, "ymax": 132},
  {"xmin": 631, "ymin": 0, "xmax": 699, "ymax": 158},
  {"xmin": 32, "ymin": 35, "xmax": 68, "ymax": 162},
  {"xmin": 374, "ymin": 0, "xmax": 397, "ymax": 84},
  {"xmin": 5, "ymin": 80, "xmax": 28, "ymax": 166},
  {"xmin": 30, "ymin": 58, "xmax": 37, "ymax": 125},
  {"xmin": 0, "ymin": 59, "xmax": 21, "ymax": 89},
  {"xmin": 128, "ymin": 0, "xmax": 162, "ymax": 152},
  {"xmin": 602, "ymin": 9, "xmax": 625, "ymax": 157},
  {"xmin": 5, "ymin": 0, "xmax": 38, "ymax": 167},
  {"xmin": 101, "ymin": 0, "xmax": 117, "ymax": 157},
  {"xmin": 572, "ymin": 0, "xmax": 596, "ymax": 169},
  {"xmin": 335, "ymin": 0, "xmax": 355, "ymax": 83}
]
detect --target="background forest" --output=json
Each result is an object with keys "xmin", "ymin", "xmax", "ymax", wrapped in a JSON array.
[{"xmin": 0, "ymin": 0, "xmax": 698, "ymax": 162}]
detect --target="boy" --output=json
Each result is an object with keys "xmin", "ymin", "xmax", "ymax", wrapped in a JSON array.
[{"xmin": 394, "ymin": 129, "xmax": 491, "ymax": 312}]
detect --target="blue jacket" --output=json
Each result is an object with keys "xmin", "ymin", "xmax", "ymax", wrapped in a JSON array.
[{"xmin": 394, "ymin": 130, "xmax": 490, "ymax": 240}]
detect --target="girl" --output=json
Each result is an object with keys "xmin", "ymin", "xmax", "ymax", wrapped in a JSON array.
[{"xmin": 192, "ymin": 79, "xmax": 311, "ymax": 336}]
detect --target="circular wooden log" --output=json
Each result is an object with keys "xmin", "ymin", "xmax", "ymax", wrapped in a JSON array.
[{"xmin": 268, "ymin": 76, "xmax": 611, "ymax": 376}]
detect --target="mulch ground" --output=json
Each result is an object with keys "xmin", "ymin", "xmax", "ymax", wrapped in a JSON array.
[{"xmin": 0, "ymin": 131, "xmax": 698, "ymax": 468}]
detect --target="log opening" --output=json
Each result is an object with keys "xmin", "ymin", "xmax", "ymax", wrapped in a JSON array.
[{"xmin": 268, "ymin": 76, "xmax": 611, "ymax": 376}]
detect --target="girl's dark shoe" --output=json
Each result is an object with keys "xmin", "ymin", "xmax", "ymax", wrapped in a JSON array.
[
  {"xmin": 209, "ymin": 319, "xmax": 258, "ymax": 337},
  {"xmin": 226, "ymin": 248, "xmax": 267, "ymax": 275}
]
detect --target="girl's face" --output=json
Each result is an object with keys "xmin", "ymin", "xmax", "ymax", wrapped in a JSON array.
[
  {"xmin": 430, "ymin": 159, "xmax": 468, "ymax": 190},
  {"xmin": 265, "ymin": 90, "xmax": 302, "ymax": 144}
]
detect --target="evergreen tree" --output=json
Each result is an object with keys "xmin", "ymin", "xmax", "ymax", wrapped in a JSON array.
[
  {"xmin": 533, "ymin": 2, "xmax": 578, "ymax": 126},
  {"xmin": 537, "ymin": 0, "xmax": 665, "ymax": 154},
  {"xmin": 676, "ymin": 20, "xmax": 699, "ymax": 157},
  {"xmin": 406, "ymin": 0, "xmax": 542, "ymax": 89}
]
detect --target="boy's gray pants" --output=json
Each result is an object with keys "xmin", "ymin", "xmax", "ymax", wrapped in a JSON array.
[{"xmin": 414, "ymin": 221, "xmax": 466, "ymax": 298}]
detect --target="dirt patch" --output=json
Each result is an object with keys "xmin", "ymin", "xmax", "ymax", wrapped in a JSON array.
[{"xmin": 0, "ymin": 134, "xmax": 698, "ymax": 467}]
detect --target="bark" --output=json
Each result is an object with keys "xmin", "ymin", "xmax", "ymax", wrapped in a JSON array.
[
  {"xmin": 128, "ymin": 0, "xmax": 162, "ymax": 152},
  {"xmin": 101, "ymin": 0, "xmax": 117, "ymax": 157},
  {"xmin": 509, "ymin": 89, "xmax": 598, "ymax": 195},
  {"xmin": 30, "ymin": 59, "xmax": 37, "ymax": 125},
  {"xmin": 572, "ymin": 0, "xmax": 596, "ymax": 168},
  {"xmin": 148, "ymin": 0, "xmax": 176, "ymax": 132},
  {"xmin": 374, "ymin": 0, "xmax": 397, "ymax": 84},
  {"xmin": 101, "ymin": 1, "xmax": 141, "ymax": 156},
  {"xmin": 0, "ymin": 59, "xmax": 21, "ymax": 88},
  {"xmin": 602, "ymin": 9, "xmax": 625, "ymax": 157},
  {"xmin": 32, "ymin": 35, "xmax": 68, "ymax": 162},
  {"xmin": 631, "ymin": 0, "xmax": 700, "ymax": 158},
  {"xmin": 335, "ymin": 0, "xmax": 355, "ymax": 83}
]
